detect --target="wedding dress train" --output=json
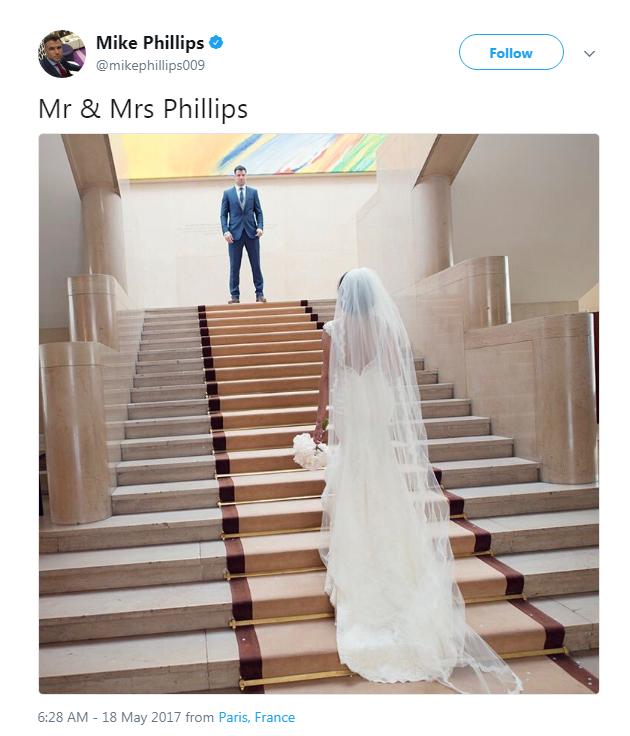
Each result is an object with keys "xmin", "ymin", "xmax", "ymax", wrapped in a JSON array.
[{"xmin": 319, "ymin": 268, "xmax": 522, "ymax": 694}]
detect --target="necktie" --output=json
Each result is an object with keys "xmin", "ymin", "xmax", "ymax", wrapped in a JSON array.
[
  {"xmin": 239, "ymin": 187, "xmax": 244, "ymax": 208},
  {"xmin": 56, "ymin": 63, "xmax": 68, "ymax": 78}
]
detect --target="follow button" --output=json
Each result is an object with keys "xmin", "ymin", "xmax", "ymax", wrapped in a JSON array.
[{"xmin": 459, "ymin": 34, "xmax": 564, "ymax": 70}]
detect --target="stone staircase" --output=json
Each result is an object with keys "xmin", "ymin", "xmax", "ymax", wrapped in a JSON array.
[{"xmin": 39, "ymin": 300, "xmax": 599, "ymax": 694}]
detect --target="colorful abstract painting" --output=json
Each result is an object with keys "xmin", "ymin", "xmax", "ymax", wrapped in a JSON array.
[{"xmin": 118, "ymin": 134, "xmax": 386, "ymax": 179}]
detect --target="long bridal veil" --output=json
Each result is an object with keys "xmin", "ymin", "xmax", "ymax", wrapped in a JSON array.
[{"xmin": 319, "ymin": 267, "xmax": 522, "ymax": 694}]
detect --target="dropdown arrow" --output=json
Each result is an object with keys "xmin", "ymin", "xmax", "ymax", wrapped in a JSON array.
[{"xmin": 584, "ymin": 50, "xmax": 596, "ymax": 57}]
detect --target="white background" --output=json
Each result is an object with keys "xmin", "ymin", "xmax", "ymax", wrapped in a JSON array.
[{"xmin": 4, "ymin": 0, "xmax": 625, "ymax": 733}]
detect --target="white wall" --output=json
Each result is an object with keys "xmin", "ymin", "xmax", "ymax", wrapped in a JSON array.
[
  {"xmin": 451, "ymin": 134, "xmax": 598, "ymax": 306},
  {"xmin": 39, "ymin": 135, "xmax": 83, "ymax": 332},
  {"xmin": 121, "ymin": 174, "xmax": 375, "ymax": 307}
]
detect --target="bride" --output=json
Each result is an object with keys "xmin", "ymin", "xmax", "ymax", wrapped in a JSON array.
[{"xmin": 312, "ymin": 267, "xmax": 522, "ymax": 694}]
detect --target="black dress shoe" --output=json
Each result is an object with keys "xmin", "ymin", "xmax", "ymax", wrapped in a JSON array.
[
  {"xmin": 228, "ymin": 298, "xmax": 240, "ymax": 304},
  {"xmin": 256, "ymin": 294, "xmax": 267, "ymax": 303}
]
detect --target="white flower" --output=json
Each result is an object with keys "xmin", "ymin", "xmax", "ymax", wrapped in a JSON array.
[{"xmin": 292, "ymin": 432, "xmax": 328, "ymax": 470}]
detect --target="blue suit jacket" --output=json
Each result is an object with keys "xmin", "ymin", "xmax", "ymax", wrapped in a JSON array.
[
  {"xmin": 220, "ymin": 186, "xmax": 264, "ymax": 241},
  {"xmin": 40, "ymin": 57, "xmax": 81, "ymax": 77}
]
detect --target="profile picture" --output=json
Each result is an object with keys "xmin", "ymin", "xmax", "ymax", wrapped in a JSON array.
[{"xmin": 38, "ymin": 30, "xmax": 86, "ymax": 78}]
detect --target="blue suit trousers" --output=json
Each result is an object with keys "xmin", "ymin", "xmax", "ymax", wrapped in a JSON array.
[{"xmin": 229, "ymin": 233, "xmax": 264, "ymax": 299}]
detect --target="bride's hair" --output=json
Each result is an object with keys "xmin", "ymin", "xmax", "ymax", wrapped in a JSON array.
[{"xmin": 338, "ymin": 268, "xmax": 376, "ymax": 316}]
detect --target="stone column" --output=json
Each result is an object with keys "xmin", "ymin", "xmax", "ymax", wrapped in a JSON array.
[
  {"xmin": 68, "ymin": 274, "xmax": 119, "ymax": 350},
  {"xmin": 411, "ymin": 174, "xmax": 454, "ymax": 279},
  {"xmin": 537, "ymin": 313, "xmax": 598, "ymax": 483},
  {"xmin": 82, "ymin": 187, "xmax": 128, "ymax": 291},
  {"xmin": 40, "ymin": 342, "xmax": 112, "ymax": 524},
  {"xmin": 465, "ymin": 312, "xmax": 598, "ymax": 484},
  {"xmin": 464, "ymin": 256, "xmax": 512, "ymax": 329}
]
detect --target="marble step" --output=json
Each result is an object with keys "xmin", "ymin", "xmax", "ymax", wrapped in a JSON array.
[
  {"xmin": 112, "ymin": 479, "xmax": 220, "ymax": 514},
  {"xmin": 144, "ymin": 306, "xmax": 310, "ymax": 327},
  {"xmin": 263, "ymin": 653, "xmax": 597, "ymax": 694},
  {"xmin": 39, "ymin": 539, "xmax": 225, "ymax": 594},
  {"xmin": 422, "ymin": 397, "xmax": 470, "ymax": 417},
  {"xmin": 214, "ymin": 417, "xmax": 491, "ymax": 454},
  {"xmin": 120, "ymin": 426, "xmax": 512, "ymax": 466},
  {"xmin": 433, "ymin": 457, "xmax": 540, "ymax": 488},
  {"xmin": 136, "ymin": 348, "xmax": 325, "ymax": 375},
  {"xmin": 124, "ymin": 400, "xmax": 471, "ymax": 437},
  {"xmin": 134, "ymin": 365, "xmax": 320, "ymax": 398},
  {"xmin": 196, "ymin": 321, "xmax": 324, "ymax": 339},
  {"xmin": 116, "ymin": 455, "xmax": 216, "ymax": 486},
  {"xmin": 451, "ymin": 482, "xmax": 598, "ymax": 517},
  {"xmin": 138, "ymin": 336, "xmax": 207, "ymax": 351},
  {"xmin": 109, "ymin": 462, "xmax": 592, "ymax": 515},
  {"xmin": 137, "ymin": 325, "xmax": 318, "ymax": 352},
  {"xmin": 200, "ymin": 300, "xmax": 307, "ymax": 310},
  {"xmin": 568, "ymin": 648, "xmax": 599, "ymax": 681},
  {"xmin": 217, "ymin": 436, "xmax": 514, "ymax": 474},
  {"xmin": 214, "ymin": 491, "xmax": 598, "ymax": 538},
  {"xmin": 144, "ymin": 312, "xmax": 314, "ymax": 332},
  {"xmin": 143, "ymin": 307, "xmax": 198, "ymax": 317},
  {"xmin": 143, "ymin": 318, "xmax": 200, "ymax": 329},
  {"xmin": 178, "ymin": 356, "xmax": 322, "ymax": 383},
  {"xmin": 201, "ymin": 310, "xmax": 318, "ymax": 326},
  {"xmin": 134, "ymin": 361, "xmax": 438, "ymax": 393},
  {"xmin": 128, "ymin": 381, "xmax": 454, "ymax": 407},
  {"xmin": 229, "ymin": 550, "xmax": 598, "ymax": 618},
  {"xmin": 225, "ymin": 512, "xmax": 598, "ymax": 574},
  {"xmin": 138, "ymin": 338, "xmax": 322, "ymax": 364},
  {"xmin": 111, "ymin": 473, "xmax": 594, "ymax": 517},
  {"xmin": 40, "ymin": 507, "xmax": 223, "ymax": 554},
  {"xmin": 120, "ymin": 424, "xmax": 355, "ymax": 461},
  {"xmin": 127, "ymin": 393, "xmax": 318, "ymax": 419},
  {"xmin": 113, "ymin": 470, "xmax": 325, "ymax": 514},
  {"xmin": 142, "ymin": 314, "xmax": 314, "ymax": 338},
  {"xmin": 38, "ymin": 592, "xmax": 598, "ymax": 693},
  {"xmin": 198, "ymin": 312, "xmax": 314, "ymax": 327},
  {"xmin": 212, "ymin": 374, "xmax": 325, "ymax": 395},
  {"xmin": 202, "ymin": 360, "xmax": 324, "ymax": 381},
  {"xmin": 39, "ymin": 549, "xmax": 598, "ymax": 643},
  {"xmin": 125, "ymin": 393, "xmax": 462, "ymax": 422},
  {"xmin": 471, "ymin": 509, "xmax": 599, "ymax": 554},
  {"xmin": 124, "ymin": 415, "xmax": 213, "ymax": 439},
  {"xmin": 142, "ymin": 315, "xmax": 311, "ymax": 333},
  {"xmin": 120, "ymin": 434, "xmax": 214, "ymax": 461},
  {"xmin": 38, "ymin": 507, "xmax": 597, "ymax": 587},
  {"xmin": 221, "ymin": 499, "xmax": 598, "ymax": 553},
  {"xmin": 133, "ymin": 369, "xmax": 205, "ymax": 388},
  {"xmin": 140, "ymin": 341, "xmax": 424, "ymax": 372},
  {"xmin": 145, "ymin": 301, "xmax": 305, "ymax": 317},
  {"xmin": 124, "ymin": 409, "xmax": 310, "ymax": 438},
  {"xmin": 142, "ymin": 327, "xmax": 205, "ymax": 339}
]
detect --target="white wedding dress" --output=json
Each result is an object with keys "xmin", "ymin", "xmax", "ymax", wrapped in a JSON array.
[{"xmin": 319, "ymin": 269, "xmax": 522, "ymax": 694}]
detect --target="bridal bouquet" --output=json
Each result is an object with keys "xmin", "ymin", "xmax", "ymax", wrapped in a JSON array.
[{"xmin": 292, "ymin": 432, "xmax": 329, "ymax": 470}]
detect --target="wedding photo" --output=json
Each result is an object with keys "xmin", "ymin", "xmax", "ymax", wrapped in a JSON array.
[{"xmin": 38, "ymin": 132, "xmax": 598, "ymax": 694}]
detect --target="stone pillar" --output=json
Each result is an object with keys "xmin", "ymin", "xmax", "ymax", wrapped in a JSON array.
[
  {"xmin": 465, "ymin": 312, "xmax": 598, "ymax": 484},
  {"xmin": 464, "ymin": 256, "xmax": 512, "ymax": 329},
  {"xmin": 82, "ymin": 187, "xmax": 127, "ymax": 291},
  {"xmin": 412, "ymin": 174, "xmax": 454, "ymax": 279},
  {"xmin": 537, "ymin": 313, "xmax": 598, "ymax": 483},
  {"xmin": 40, "ymin": 342, "xmax": 112, "ymax": 524},
  {"xmin": 68, "ymin": 274, "xmax": 119, "ymax": 350}
]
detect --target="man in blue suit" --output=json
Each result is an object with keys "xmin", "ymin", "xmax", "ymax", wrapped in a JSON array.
[
  {"xmin": 40, "ymin": 34, "xmax": 82, "ymax": 78},
  {"xmin": 220, "ymin": 165, "xmax": 266, "ymax": 304}
]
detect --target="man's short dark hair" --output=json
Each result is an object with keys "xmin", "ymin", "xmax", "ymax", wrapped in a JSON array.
[
  {"xmin": 234, "ymin": 165, "xmax": 247, "ymax": 174},
  {"xmin": 43, "ymin": 34, "xmax": 61, "ymax": 45}
]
